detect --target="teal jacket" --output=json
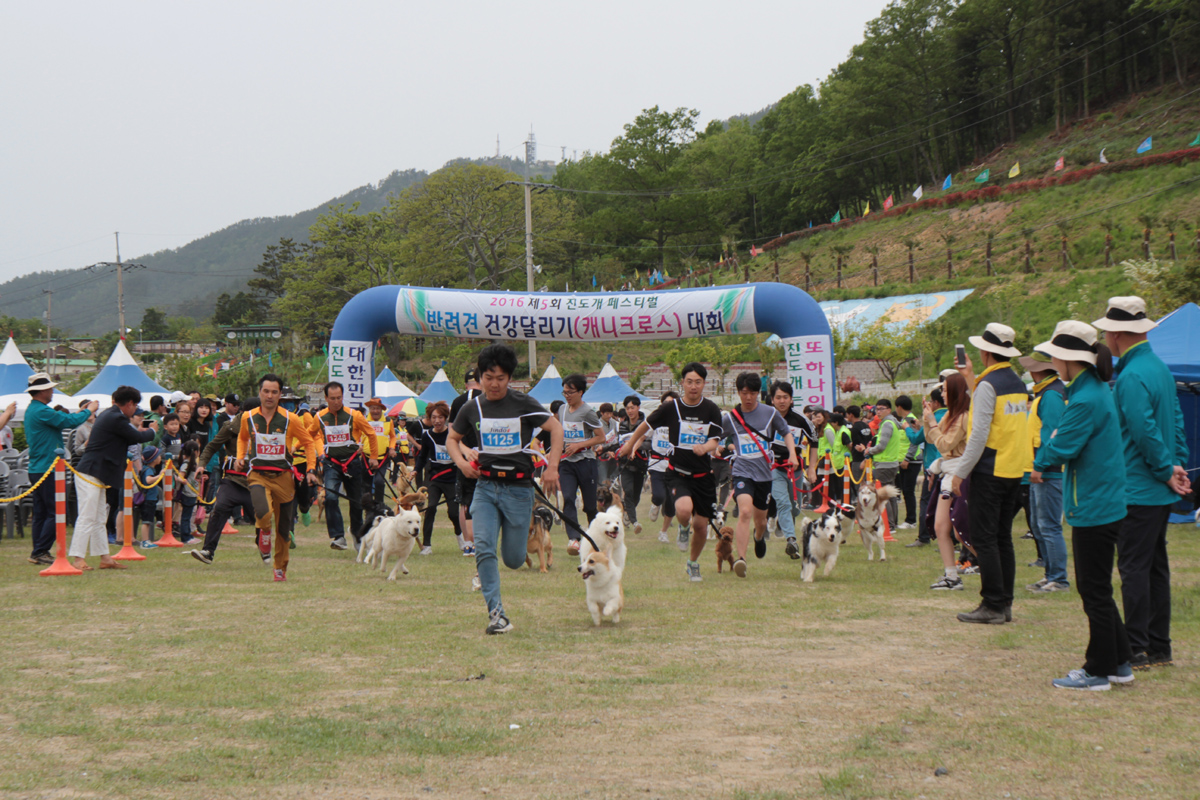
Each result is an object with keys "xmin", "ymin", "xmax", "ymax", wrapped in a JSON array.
[
  {"xmin": 25, "ymin": 400, "xmax": 92, "ymax": 475},
  {"xmin": 907, "ymin": 407, "xmax": 945, "ymax": 469},
  {"xmin": 1113, "ymin": 340, "xmax": 1189, "ymax": 508},
  {"xmin": 1033, "ymin": 368, "xmax": 1126, "ymax": 528}
]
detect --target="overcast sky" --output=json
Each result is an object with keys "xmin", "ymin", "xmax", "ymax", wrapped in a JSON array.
[{"xmin": 0, "ymin": 0, "xmax": 890, "ymax": 293}]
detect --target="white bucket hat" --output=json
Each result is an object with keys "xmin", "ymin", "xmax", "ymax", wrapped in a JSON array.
[
  {"xmin": 1036, "ymin": 320, "xmax": 1100, "ymax": 365},
  {"xmin": 968, "ymin": 322, "xmax": 1022, "ymax": 358},
  {"xmin": 1092, "ymin": 296, "xmax": 1157, "ymax": 334},
  {"xmin": 26, "ymin": 372, "xmax": 58, "ymax": 392}
]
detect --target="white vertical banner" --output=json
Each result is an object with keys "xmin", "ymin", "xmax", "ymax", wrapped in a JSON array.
[
  {"xmin": 782, "ymin": 335, "xmax": 835, "ymax": 410},
  {"xmin": 328, "ymin": 340, "xmax": 373, "ymax": 409}
]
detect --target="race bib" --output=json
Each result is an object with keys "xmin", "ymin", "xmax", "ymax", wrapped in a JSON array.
[
  {"xmin": 604, "ymin": 427, "xmax": 618, "ymax": 445},
  {"xmin": 651, "ymin": 427, "xmax": 672, "ymax": 456},
  {"xmin": 737, "ymin": 433, "xmax": 763, "ymax": 459},
  {"xmin": 678, "ymin": 420, "xmax": 708, "ymax": 447},
  {"xmin": 479, "ymin": 417, "xmax": 521, "ymax": 454},
  {"xmin": 254, "ymin": 433, "xmax": 287, "ymax": 459},
  {"xmin": 563, "ymin": 420, "xmax": 586, "ymax": 442},
  {"xmin": 325, "ymin": 424, "xmax": 353, "ymax": 446},
  {"xmin": 369, "ymin": 420, "xmax": 387, "ymax": 436},
  {"xmin": 434, "ymin": 443, "xmax": 451, "ymax": 463}
]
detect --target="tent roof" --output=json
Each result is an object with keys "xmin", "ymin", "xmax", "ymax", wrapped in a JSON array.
[
  {"xmin": 72, "ymin": 339, "xmax": 169, "ymax": 407},
  {"xmin": 582, "ymin": 362, "xmax": 650, "ymax": 410},
  {"xmin": 0, "ymin": 336, "xmax": 36, "ymax": 396},
  {"xmin": 1149, "ymin": 302, "xmax": 1200, "ymax": 383},
  {"xmin": 375, "ymin": 366, "xmax": 419, "ymax": 403},
  {"xmin": 418, "ymin": 367, "xmax": 459, "ymax": 404},
  {"xmin": 528, "ymin": 362, "xmax": 563, "ymax": 406}
]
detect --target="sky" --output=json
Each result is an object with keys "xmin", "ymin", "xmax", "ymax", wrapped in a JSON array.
[{"xmin": 0, "ymin": 0, "xmax": 891, "ymax": 294}]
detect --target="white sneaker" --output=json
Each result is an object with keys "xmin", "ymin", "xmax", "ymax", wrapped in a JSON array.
[
  {"xmin": 471, "ymin": 574, "xmax": 481, "ymax": 592},
  {"xmin": 420, "ymin": 546, "xmax": 433, "ymax": 556},
  {"xmin": 648, "ymin": 506, "xmax": 660, "ymax": 522},
  {"xmin": 897, "ymin": 521, "xmax": 914, "ymax": 530},
  {"xmin": 634, "ymin": 522, "xmax": 643, "ymax": 535},
  {"xmin": 658, "ymin": 531, "xmax": 669, "ymax": 543},
  {"xmin": 767, "ymin": 517, "xmax": 777, "ymax": 535}
]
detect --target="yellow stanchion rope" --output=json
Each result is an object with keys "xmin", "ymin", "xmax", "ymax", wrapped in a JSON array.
[
  {"xmin": 179, "ymin": 478, "xmax": 217, "ymax": 505},
  {"xmin": 130, "ymin": 458, "xmax": 170, "ymax": 490},
  {"xmin": 62, "ymin": 459, "xmax": 111, "ymax": 489},
  {"xmin": 0, "ymin": 458, "xmax": 60, "ymax": 503}
]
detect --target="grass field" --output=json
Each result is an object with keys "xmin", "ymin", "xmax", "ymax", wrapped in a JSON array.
[{"xmin": 1, "ymin": 495, "xmax": 1196, "ymax": 800}]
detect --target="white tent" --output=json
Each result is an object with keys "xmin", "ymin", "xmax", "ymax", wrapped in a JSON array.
[
  {"xmin": 72, "ymin": 339, "xmax": 169, "ymax": 408},
  {"xmin": 375, "ymin": 367, "xmax": 419, "ymax": 404},
  {"xmin": 0, "ymin": 337, "xmax": 73, "ymax": 422}
]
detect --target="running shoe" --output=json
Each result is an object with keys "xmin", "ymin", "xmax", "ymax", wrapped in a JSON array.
[
  {"xmin": 261, "ymin": 552, "xmax": 271, "ymax": 564},
  {"xmin": 273, "ymin": 569, "xmax": 286, "ymax": 582},
  {"xmin": 567, "ymin": 540, "xmax": 580, "ymax": 556},
  {"xmin": 301, "ymin": 511, "xmax": 312, "ymax": 526},
  {"xmin": 754, "ymin": 535, "xmax": 766, "ymax": 559},
  {"xmin": 658, "ymin": 531, "xmax": 669, "ymax": 543},
  {"xmin": 330, "ymin": 537, "xmax": 348, "ymax": 551},
  {"xmin": 1025, "ymin": 578, "xmax": 1049, "ymax": 591},
  {"xmin": 1052, "ymin": 669, "xmax": 1109, "ymax": 691},
  {"xmin": 677, "ymin": 524, "xmax": 689, "ymax": 552},
  {"xmin": 461, "ymin": 545, "xmax": 475, "ymax": 556},
  {"xmin": 897, "ymin": 521, "xmax": 914, "ymax": 530},
  {"xmin": 960, "ymin": 564, "xmax": 980, "ymax": 575},
  {"xmin": 733, "ymin": 558, "xmax": 747, "ymax": 578},
  {"xmin": 784, "ymin": 538, "xmax": 800, "ymax": 560},
  {"xmin": 28, "ymin": 553, "xmax": 54, "ymax": 566},
  {"xmin": 1031, "ymin": 581, "xmax": 1070, "ymax": 593},
  {"xmin": 685, "ymin": 561, "xmax": 702, "ymax": 582},
  {"xmin": 1108, "ymin": 662, "xmax": 1135, "ymax": 685},
  {"xmin": 485, "ymin": 607, "xmax": 513, "ymax": 635},
  {"xmin": 929, "ymin": 575, "xmax": 964, "ymax": 591},
  {"xmin": 633, "ymin": 522, "xmax": 643, "ymax": 535},
  {"xmin": 420, "ymin": 546, "xmax": 433, "ymax": 556},
  {"xmin": 189, "ymin": 549, "xmax": 213, "ymax": 565},
  {"xmin": 648, "ymin": 506, "xmax": 659, "ymax": 522}
]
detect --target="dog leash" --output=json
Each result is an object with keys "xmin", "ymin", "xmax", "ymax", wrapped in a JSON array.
[{"xmin": 532, "ymin": 483, "xmax": 601, "ymax": 552}]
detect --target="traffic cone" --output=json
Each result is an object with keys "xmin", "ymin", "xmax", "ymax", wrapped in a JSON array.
[
  {"xmin": 112, "ymin": 463, "xmax": 145, "ymax": 561},
  {"xmin": 40, "ymin": 460, "xmax": 83, "ymax": 577},
  {"xmin": 814, "ymin": 455, "xmax": 831, "ymax": 513},
  {"xmin": 155, "ymin": 463, "xmax": 183, "ymax": 547},
  {"xmin": 221, "ymin": 520, "xmax": 239, "ymax": 535},
  {"xmin": 878, "ymin": 480, "xmax": 896, "ymax": 542}
]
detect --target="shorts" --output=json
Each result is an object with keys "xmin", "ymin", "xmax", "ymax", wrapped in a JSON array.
[
  {"xmin": 456, "ymin": 474, "xmax": 477, "ymax": 521},
  {"xmin": 733, "ymin": 477, "xmax": 772, "ymax": 511},
  {"xmin": 666, "ymin": 470, "xmax": 717, "ymax": 520}
]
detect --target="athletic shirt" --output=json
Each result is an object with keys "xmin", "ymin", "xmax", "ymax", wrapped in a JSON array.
[
  {"xmin": 417, "ymin": 427, "xmax": 458, "ymax": 483},
  {"xmin": 722, "ymin": 403, "xmax": 791, "ymax": 483},
  {"xmin": 644, "ymin": 397, "xmax": 723, "ymax": 476},
  {"xmin": 449, "ymin": 389, "xmax": 482, "ymax": 448},
  {"xmin": 316, "ymin": 408, "xmax": 359, "ymax": 461},
  {"xmin": 451, "ymin": 390, "xmax": 550, "ymax": 486},
  {"xmin": 246, "ymin": 409, "xmax": 292, "ymax": 472},
  {"xmin": 558, "ymin": 403, "xmax": 602, "ymax": 463},
  {"xmin": 647, "ymin": 426, "xmax": 673, "ymax": 473},
  {"xmin": 772, "ymin": 409, "xmax": 816, "ymax": 468}
]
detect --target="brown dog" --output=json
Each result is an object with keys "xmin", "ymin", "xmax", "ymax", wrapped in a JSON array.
[
  {"xmin": 525, "ymin": 503, "xmax": 554, "ymax": 573},
  {"xmin": 715, "ymin": 526, "xmax": 736, "ymax": 573}
]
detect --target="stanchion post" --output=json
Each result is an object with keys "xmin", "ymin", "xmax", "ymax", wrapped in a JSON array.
[
  {"xmin": 815, "ymin": 454, "xmax": 831, "ymax": 513},
  {"xmin": 842, "ymin": 455, "xmax": 852, "ymax": 507},
  {"xmin": 112, "ymin": 461, "xmax": 144, "ymax": 561},
  {"xmin": 40, "ymin": 459, "xmax": 83, "ymax": 577},
  {"xmin": 156, "ymin": 460, "xmax": 182, "ymax": 547}
]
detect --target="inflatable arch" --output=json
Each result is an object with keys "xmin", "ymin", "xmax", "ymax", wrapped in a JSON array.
[{"xmin": 328, "ymin": 283, "xmax": 835, "ymax": 409}]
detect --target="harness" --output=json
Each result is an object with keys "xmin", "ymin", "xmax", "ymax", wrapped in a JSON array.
[{"xmin": 247, "ymin": 411, "xmax": 290, "ymax": 472}]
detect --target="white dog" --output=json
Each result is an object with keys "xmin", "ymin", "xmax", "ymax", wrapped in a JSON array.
[
  {"xmin": 581, "ymin": 550, "xmax": 624, "ymax": 625},
  {"xmin": 362, "ymin": 507, "xmax": 421, "ymax": 580},
  {"xmin": 800, "ymin": 508, "xmax": 846, "ymax": 582},
  {"xmin": 579, "ymin": 510, "xmax": 626, "ymax": 571},
  {"xmin": 856, "ymin": 484, "xmax": 901, "ymax": 562}
]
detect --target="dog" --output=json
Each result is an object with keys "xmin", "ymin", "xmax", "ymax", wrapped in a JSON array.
[
  {"xmin": 580, "ymin": 510, "xmax": 626, "ymax": 571},
  {"xmin": 581, "ymin": 550, "xmax": 624, "ymax": 626},
  {"xmin": 352, "ymin": 491, "xmax": 393, "ymax": 553},
  {"xmin": 526, "ymin": 504, "xmax": 555, "ymax": 572},
  {"xmin": 362, "ymin": 506, "xmax": 422, "ymax": 579},
  {"xmin": 800, "ymin": 508, "xmax": 846, "ymax": 582},
  {"xmin": 314, "ymin": 485, "xmax": 327, "ymax": 522},
  {"xmin": 714, "ymin": 525, "xmax": 735, "ymax": 573},
  {"xmin": 855, "ymin": 484, "xmax": 901, "ymax": 562}
]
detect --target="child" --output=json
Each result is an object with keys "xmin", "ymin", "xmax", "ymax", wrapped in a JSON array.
[
  {"xmin": 138, "ymin": 445, "xmax": 163, "ymax": 545},
  {"xmin": 159, "ymin": 413, "xmax": 184, "ymax": 461},
  {"xmin": 176, "ymin": 440, "xmax": 201, "ymax": 545}
]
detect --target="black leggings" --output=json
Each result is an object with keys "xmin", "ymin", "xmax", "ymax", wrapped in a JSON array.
[{"xmin": 422, "ymin": 481, "xmax": 461, "ymax": 546}]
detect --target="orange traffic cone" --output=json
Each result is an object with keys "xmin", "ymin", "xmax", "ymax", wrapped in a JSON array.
[
  {"xmin": 40, "ymin": 460, "xmax": 83, "ymax": 577},
  {"xmin": 221, "ymin": 520, "xmax": 239, "ymax": 535},
  {"xmin": 814, "ymin": 455, "xmax": 831, "ymax": 513},
  {"xmin": 878, "ymin": 480, "xmax": 896, "ymax": 542},
  {"xmin": 112, "ymin": 463, "xmax": 145, "ymax": 561},
  {"xmin": 155, "ymin": 463, "xmax": 183, "ymax": 548}
]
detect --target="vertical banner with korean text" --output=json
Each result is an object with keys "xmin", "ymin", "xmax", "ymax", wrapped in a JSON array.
[
  {"xmin": 328, "ymin": 340, "xmax": 372, "ymax": 409},
  {"xmin": 782, "ymin": 335, "xmax": 835, "ymax": 410}
]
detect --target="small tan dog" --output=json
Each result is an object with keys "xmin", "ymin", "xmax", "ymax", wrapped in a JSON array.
[
  {"xmin": 526, "ymin": 503, "xmax": 555, "ymax": 572},
  {"xmin": 581, "ymin": 550, "xmax": 624, "ymax": 626},
  {"xmin": 714, "ymin": 526, "xmax": 736, "ymax": 573}
]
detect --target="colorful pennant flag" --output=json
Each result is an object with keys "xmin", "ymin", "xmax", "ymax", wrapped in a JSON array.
[
  {"xmin": 1099, "ymin": 148, "xmax": 1108, "ymax": 164},
  {"xmin": 1055, "ymin": 156, "xmax": 1065, "ymax": 171},
  {"xmin": 974, "ymin": 169, "xmax": 990, "ymax": 184},
  {"xmin": 831, "ymin": 210, "xmax": 841, "ymax": 223},
  {"xmin": 941, "ymin": 174, "xmax": 952, "ymax": 191},
  {"xmin": 1008, "ymin": 162, "xmax": 1021, "ymax": 178},
  {"xmin": 883, "ymin": 194, "xmax": 894, "ymax": 210},
  {"xmin": 750, "ymin": 245, "xmax": 760, "ymax": 257},
  {"xmin": 1137, "ymin": 136, "xmax": 1152, "ymax": 154},
  {"xmin": 863, "ymin": 202, "xmax": 871, "ymax": 216},
  {"xmin": 913, "ymin": 185, "xmax": 924, "ymax": 200},
  {"xmin": 591, "ymin": 275, "xmax": 597, "ymax": 288},
  {"xmin": 1190, "ymin": 133, "xmax": 1200, "ymax": 147}
]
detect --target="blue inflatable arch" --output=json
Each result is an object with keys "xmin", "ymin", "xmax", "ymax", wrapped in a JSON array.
[{"xmin": 328, "ymin": 282, "xmax": 834, "ymax": 409}]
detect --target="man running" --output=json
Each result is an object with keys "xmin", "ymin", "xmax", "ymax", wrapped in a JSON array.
[
  {"xmin": 619, "ymin": 362, "xmax": 723, "ymax": 582},
  {"xmin": 558, "ymin": 373, "xmax": 606, "ymax": 556},
  {"xmin": 361, "ymin": 397, "xmax": 397, "ymax": 505},
  {"xmin": 448, "ymin": 344, "xmax": 562, "ymax": 634},
  {"xmin": 235, "ymin": 374, "xmax": 317, "ymax": 581},
  {"xmin": 765, "ymin": 381, "xmax": 816, "ymax": 560},
  {"xmin": 309, "ymin": 381, "xmax": 381, "ymax": 550},
  {"xmin": 449, "ymin": 368, "xmax": 482, "ymax": 558},
  {"xmin": 190, "ymin": 399, "xmax": 265, "ymax": 565},
  {"xmin": 723, "ymin": 373, "xmax": 798, "ymax": 577},
  {"xmin": 616, "ymin": 396, "xmax": 649, "ymax": 533}
]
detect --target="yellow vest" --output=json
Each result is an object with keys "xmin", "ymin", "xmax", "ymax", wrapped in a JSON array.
[{"xmin": 969, "ymin": 363, "xmax": 1029, "ymax": 479}]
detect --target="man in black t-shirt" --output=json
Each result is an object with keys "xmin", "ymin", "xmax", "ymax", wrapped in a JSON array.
[
  {"xmin": 846, "ymin": 405, "xmax": 872, "ymax": 503},
  {"xmin": 449, "ymin": 345, "xmax": 562, "ymax": 635},
  {"xmin": 449, "ymin": 368, "xmax": 482, "ymax": 556},
  {"xmin": 620, "ymin": 362, "xmax": 722, "ymax": 582}
]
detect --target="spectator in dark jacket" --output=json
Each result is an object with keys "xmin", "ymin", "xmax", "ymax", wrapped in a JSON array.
[{"xmin": 68, "ymin": 386, "xmax": 157, "ymax": 570}]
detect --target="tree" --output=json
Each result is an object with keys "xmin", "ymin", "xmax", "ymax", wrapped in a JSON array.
[
  {"xmin": 665, "ymin": 339, "xmax": 716, "ymax": 381},
  {"xmin": 756, "ymin": 338, "xmax": 784, "ymax": 383},
  {"xmin": 852, "ymin": 318, "xmax": 920, "ymax": 389},
  {"xmin": 250, "ymin": 237, "xmax": 309, "ymax": 304},
  {"xmin": 212, "ymin": 292, "xmax": 268, "ymax": 326},
  {"xmin": 139, "ymin": 307, "xmax": 171, "ymax": 341}
]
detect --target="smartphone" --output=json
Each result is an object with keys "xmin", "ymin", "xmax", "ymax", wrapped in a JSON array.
[{"xmin": 954, "ymin": 344, "xmax": 967, "ymax": 368}]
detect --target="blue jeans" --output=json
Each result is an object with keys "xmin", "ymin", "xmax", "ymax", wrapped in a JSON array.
[
  {"xmin": 323, "ymin": 458, "xmax": 365, "ymax": 538},
  {"xmin": 470, "ymin": 480, "xmax": 535, "ymax": 615},
  {"xmin": 770, "ymin": 470, "xmax": 798, "ymax": 538},
  {"xmin": 1030, "ymin": 479, "xmax": 1068, "ymax": 585}
]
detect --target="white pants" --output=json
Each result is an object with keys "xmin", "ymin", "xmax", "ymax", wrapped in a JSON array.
[{"xmin": 69, "ymin": 476, "xmax": 111, "ymax": 558}]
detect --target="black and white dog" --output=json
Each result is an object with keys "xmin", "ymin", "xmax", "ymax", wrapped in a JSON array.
[{"xmin": 800, "ymin": 506, "xmax": 850, "ymax": 583}]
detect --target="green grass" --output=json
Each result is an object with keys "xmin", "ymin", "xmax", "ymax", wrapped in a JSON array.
[{"xmin": 1, "ymin": 497, "xmax": 1196, "ymax": 799}]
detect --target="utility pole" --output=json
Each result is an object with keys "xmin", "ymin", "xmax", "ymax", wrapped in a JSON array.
[
  {"xmin": 524, "ymin": 130, "xmax": 537, "ymax": 376},
  {"xmin": 43, "ymin": 289, "xmax": 52, "ymax": 373},
  {"xmin": 115, "ymin": 231, "xmax": 125, "ymax": 335}
]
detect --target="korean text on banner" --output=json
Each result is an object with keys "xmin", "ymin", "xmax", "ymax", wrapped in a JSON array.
[
  {"xmin": 328, "ymin": 340, "xmax": 373, "ymax": 409},
  {"xmin": 393, "ymin": 287, "xmax": 758, "ymax": 342},
  {"xmin": 782, "ymin": 335, "xmax": 835, "ymax": 410}
]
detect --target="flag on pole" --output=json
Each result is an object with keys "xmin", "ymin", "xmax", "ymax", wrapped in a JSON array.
[
  {"xmin": 863, "ymin": 202, "xmax": 871, "ymax": 216},
  {"xmin": 1190, "ymin": 133, "xmax": 1200, "ymax": 147},
  {"xmin": 591, "ymin": 275, "xmax": 597, "ymax": 288},
  {"xmin": 913, "ymin": 185, "xmax": 924, "ymax": 200},
  {"xmin": 750, "ymin": 245, "xmax": 760, "ymax": 257},
  {"xmin": 831, "ymin": 210, "xmax": 841, "ymax": 223},
  {"xmin": 941, "ymin": 174, "xmax": 952, "ymax": 190},
  {"xmin": 1099, "ymin": 148, "xmax": 1108, "ymax": 164},
  {"xmin": 974, "ymin": 169, "xmax": 990, "ymax": 184},
  {"xmin": 1136, "ymin": 136, "xmax": 1152, "ymax": 154},
  {"xmin": 1055, "ymin": 156, "xmax": 1065, "ymax": 171},
  {"xmin": 1008, "ymin": 162, "xmax": 1020, "ymax": 178},
  {"xmin": 883, "ymin": 194, "xmax": 894, "ymax": 210}
]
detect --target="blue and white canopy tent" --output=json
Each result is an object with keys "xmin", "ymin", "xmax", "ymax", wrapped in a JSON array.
[
  {"xmin": 418, "ymin": 366, "xmax": 459, "ymax": 405},
  {"xmin": 1148, "ymin": 302, "xmax": 1200, "ymax": 523},
  {"xmin": 374, "ymin": 366, "xmax": 419, "ymax": 406},
  {"xmin": 0, "ymin": 336, "xmax": 72, "ymax": 422},
  {"xmin": 527, "ymin": 360, "xmax": 563, "ymax": 407},
  {"xmin": 72, "ymin": 339, "xmax": 169, "ymax": 409},
  {"xmin": 582, "ymin": 359, "xmax": 651, "ymax": 411}
]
